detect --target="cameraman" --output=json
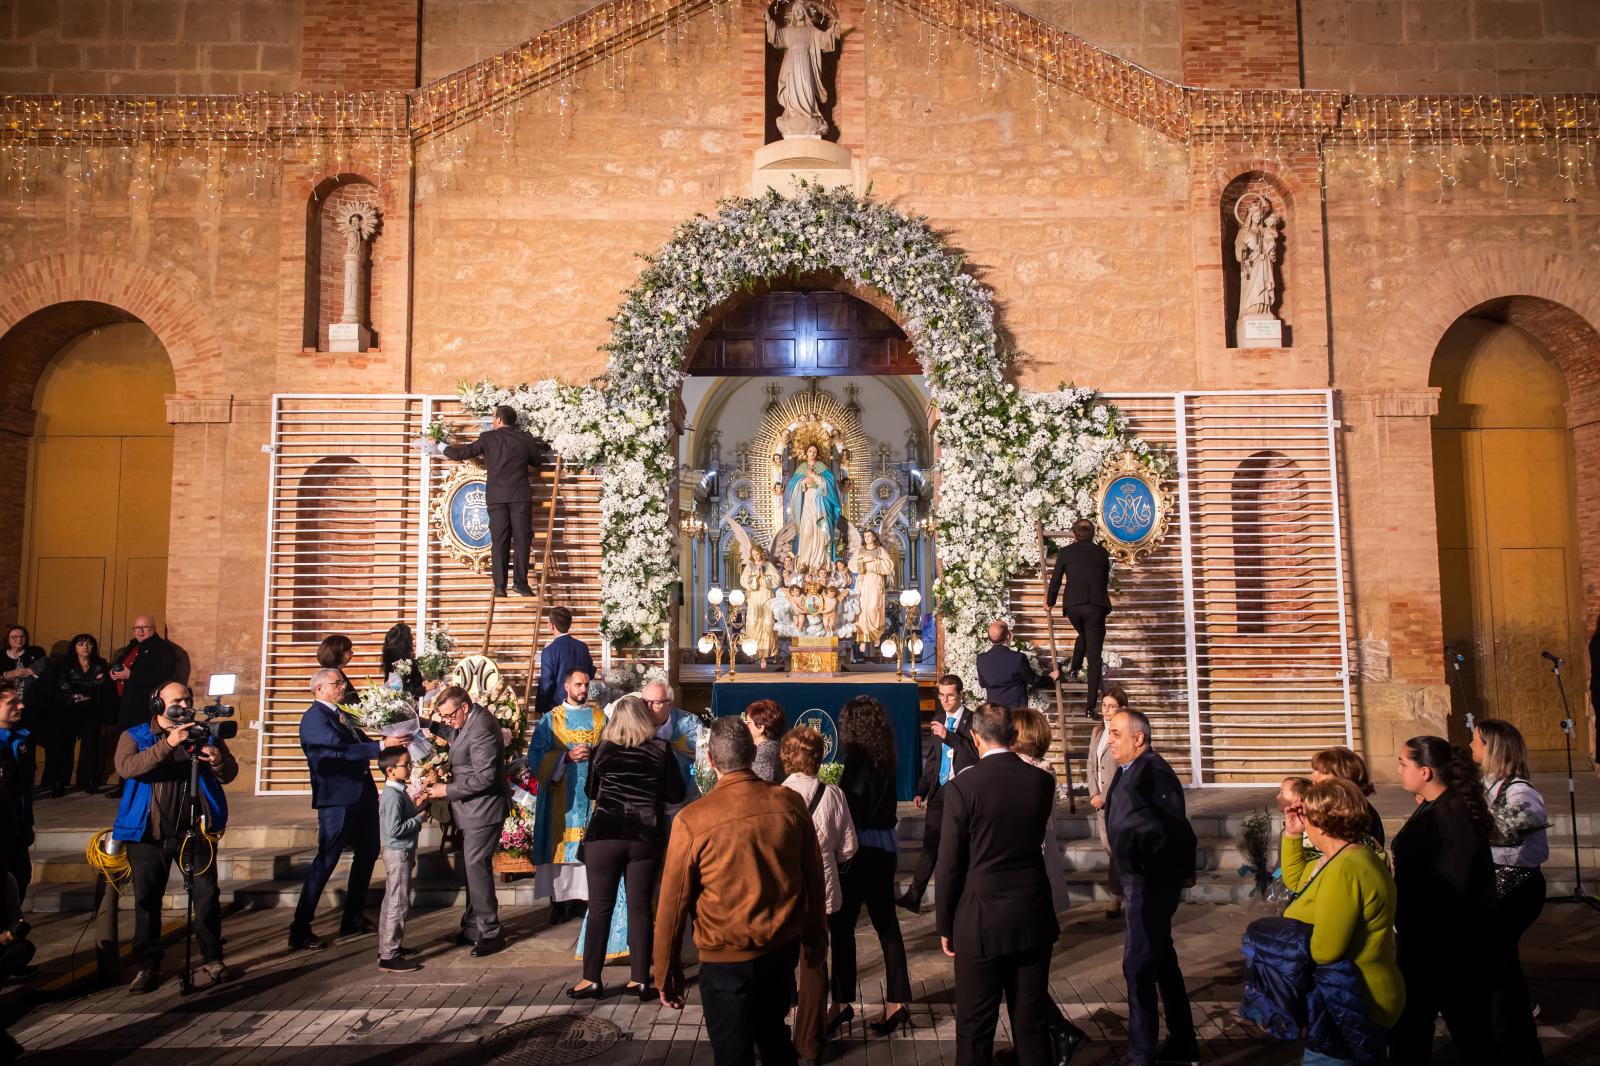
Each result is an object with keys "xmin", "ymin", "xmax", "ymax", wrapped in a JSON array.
[{"xmin": 113, "ymin": 680, "xmax": 238, "ymax": 995}]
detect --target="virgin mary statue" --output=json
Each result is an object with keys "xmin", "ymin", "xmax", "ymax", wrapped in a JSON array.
[{"xmin": 782, "ymin": 441, "xmax": 843, "ymax": 572}]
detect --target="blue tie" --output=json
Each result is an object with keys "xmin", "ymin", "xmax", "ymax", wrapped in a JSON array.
[{"xmin": 940, "ymin": 715, "xmax": 959, "ymax": 783}]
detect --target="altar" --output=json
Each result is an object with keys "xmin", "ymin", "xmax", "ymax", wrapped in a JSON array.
[{"xmin": 709, "ymin": 676, "xmax": 922, "ymax": 801}]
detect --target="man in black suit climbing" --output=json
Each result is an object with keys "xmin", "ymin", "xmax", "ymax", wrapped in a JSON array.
[
  {"xmin": 435, "ymin": 404, "xmax": 547, "ymax": 597},
  {"xmin": 1047, "ymin": 519, "xmax": 1112, "ymax": 718}
]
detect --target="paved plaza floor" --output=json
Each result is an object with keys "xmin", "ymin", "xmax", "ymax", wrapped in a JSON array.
[{"xmin": 3, "ymin": 885, "xmax": 1597, "ymax": 1064}]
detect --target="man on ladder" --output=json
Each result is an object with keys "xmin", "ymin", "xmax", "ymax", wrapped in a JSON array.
[
  {"xmin": 434, "ymin": 404, "xmax": 547, "ymax": 597},
  {"xmin": 1047, "ymin": 518, "xmax": 1112, "ymax": 719}
]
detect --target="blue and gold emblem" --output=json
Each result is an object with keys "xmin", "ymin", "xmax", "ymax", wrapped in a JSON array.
[
  {"xmin": 1094, "ymin": 452, "xmax": 1171, "ymax": 562},
  {"xmin": 431, "ymin": 464, "xmax": 494, "ymax": 573},
  {"xmin": 794, "ymin": 707, "xmax": 839, "ymax": 763}
]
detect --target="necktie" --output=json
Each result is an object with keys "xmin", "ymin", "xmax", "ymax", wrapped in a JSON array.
[{"xmin": 940, "ymin": 715, "xmax": 959, "ymax": 784}]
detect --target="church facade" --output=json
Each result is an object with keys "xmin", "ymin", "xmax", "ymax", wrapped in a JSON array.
[{"xmin": 2, "ymin": 0, "xmax": 1597, "ymax": 786}]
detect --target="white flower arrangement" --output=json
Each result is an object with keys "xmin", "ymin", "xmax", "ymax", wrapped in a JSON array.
[
  {"xmin": 415, "ymin": 621, "xmax": 457, "ymax": 681},
  {"xmin": 455, "ymin": 185, "xmax": 1164, "ymax": 684},
  {"xmin": 341, "ymin": 683, "xmax": 418, "ymax": 733}
]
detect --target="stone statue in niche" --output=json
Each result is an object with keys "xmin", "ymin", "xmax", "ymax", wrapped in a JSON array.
[
  {"xmin": 1233, "ymin": 193, "xmax": 1283, "ymax": 348},
  {"xmin": 330, "ymin": 200, "xmax": 381, "ymax": 352},
  {"xmin": 766, "ymin": 0, "xmax": 840, "ymax": 139}
]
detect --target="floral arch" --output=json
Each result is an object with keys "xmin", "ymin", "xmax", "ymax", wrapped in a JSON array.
[{"xmin": 457, "ymin": 185, "xmax": 1164, "ymax": 684}]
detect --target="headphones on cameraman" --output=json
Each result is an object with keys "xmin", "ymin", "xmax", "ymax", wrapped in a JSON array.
[{"xmin": 150, "ymin": 682, "xmax": 191, "ymax": 717}]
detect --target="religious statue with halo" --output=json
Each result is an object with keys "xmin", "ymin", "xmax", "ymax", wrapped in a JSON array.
[
  {"xmin": 846, "ymin": 498, "xmax": 906, "ymax": 653},
  {"xmin": 775, "ymin": 423, "xmax": 845, "ymax": 573},
  {"xmin": 765, "ymin": 0, "xmax": 841, "ymax": 139},
  {"xmin": 1235, "ymin": 195, "xmax": 1280, "ymax": 321}
]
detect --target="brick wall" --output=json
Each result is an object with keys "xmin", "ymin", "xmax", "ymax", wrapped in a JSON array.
[
  {"xmin": 300, "ymin": 0, "xmax": 418, "ymax": 91},
  {"xmin": 1302, "ymin": 0, "xmax": 1600, "ymax": 92},
  {"xmin": 0, "ymin": 0, "xmax": 305, "ymax": 94},
  {"xmin": 1180, "ymin": 0, "xmax": 1302, "ymax": 87}
]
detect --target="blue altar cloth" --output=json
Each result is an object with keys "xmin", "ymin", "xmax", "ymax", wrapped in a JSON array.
[{"xmin": 709, "ymin": 678, "xmax": 922, "ymax": 801}]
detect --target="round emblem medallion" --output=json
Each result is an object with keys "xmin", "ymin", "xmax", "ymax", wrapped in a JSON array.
[
  {"xmin": 431, "ymin": 464, "xmax": 494, "ymax": 572},
  {"xmin": 1092, "ymin": 452, "xmax": 1171, "ymax": 563},
  {"xmin": 794, "ymin": 707, "xmax": 838, "ymax": 762},
  {"xmin": 1102, "ymin": 476, "xmax": 1156, "ymax": 544}
]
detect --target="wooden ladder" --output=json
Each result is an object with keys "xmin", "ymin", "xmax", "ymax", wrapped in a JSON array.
[
  {"xmin": 1035, "ymin": 521, "xmax": 1078, "ymax": 813},
  {"xmin": 479, "ymin": 455, "xmax": 566, "ymax": 717}
]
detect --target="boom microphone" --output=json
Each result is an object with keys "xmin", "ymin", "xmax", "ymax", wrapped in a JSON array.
[
  {"xmin": 1444, "ymin": 646, "xmax": 1465, "ymax": 665},
  {"xmin": 1542, "ymin": 650, "xmax": 1565, "ymax": 667}
]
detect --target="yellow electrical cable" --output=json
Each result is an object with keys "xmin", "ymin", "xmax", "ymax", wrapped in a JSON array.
[
  {"xmin": 85, "ymin": 830, "xmax": 132, "ymax": 893},
  {"xmin": 177, "ymin": 830, "xmax": 223, "ymax": 878}
]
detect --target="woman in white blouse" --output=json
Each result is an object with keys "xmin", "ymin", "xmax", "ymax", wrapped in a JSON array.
[
  {"xmin": 781, "ymin": 725, "xmax": 858, "ymax": 1062},
  {"xmin": 1472, "ymin": 718, "xmax": 1549, "ymax": 1066},
  {"xmin": 1087, "ymin": 685, "xmax": 1128, "ymax": 918}
]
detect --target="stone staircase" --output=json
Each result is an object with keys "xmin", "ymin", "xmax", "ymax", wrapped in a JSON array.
[{"xmin": 26, "ymin": 806, "xmax": 1598, "ymax": 915}]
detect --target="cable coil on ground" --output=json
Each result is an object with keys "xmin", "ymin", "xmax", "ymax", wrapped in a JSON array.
[{"xmin": 85, "ymin": 829, "xmax": 132, "ymax": 892}]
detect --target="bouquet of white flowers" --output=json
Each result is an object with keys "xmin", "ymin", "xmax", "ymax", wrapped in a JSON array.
[
  {"xmin": 1490, "ymin": 796, "xmax": 1547, "ymax": 848},
  {"xmin": 415, "ymin": 622, "xmax": 457, "ymax": 681},
  {"xmin": 342, "ymin": 683, "xmax": 417, "ymax": 732}
]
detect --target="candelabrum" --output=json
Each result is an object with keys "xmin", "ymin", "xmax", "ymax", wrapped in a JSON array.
[
  {"xmin": 877, "ymin": 588, "xmax": 925, "ymax": 681},
  {"xmin": 697, "ymin": 586, "xmax": 754, "ymax": 679}
]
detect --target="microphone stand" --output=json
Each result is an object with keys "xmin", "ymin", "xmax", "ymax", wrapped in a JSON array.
[
  {"xmin": 1543, "ymin": 655, "xmax": 1600, "ymax": 911},
  {"xmin": 1444, "ymin": 649, "xmax": 1472, "ymax": 735}
]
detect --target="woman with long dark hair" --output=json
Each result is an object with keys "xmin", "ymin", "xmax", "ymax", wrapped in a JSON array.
[
  {"xmin": 1472, "ymin": 719, "xmax": 1549, "ymax": 1065},
  {"xmin": 1389, "ymin": 735, "xmax": 1499, "ymax": 1065},
  {"xmin": 380, "ymin": 624, "xmax": 425, "ymax": 699},
  {"xmin": 54, "ymin": 633, "xmax": 115, "ymax": 795},
  {"xmin": 827, "ymin": 695, "xmax": 913, "ymax": 1038}
]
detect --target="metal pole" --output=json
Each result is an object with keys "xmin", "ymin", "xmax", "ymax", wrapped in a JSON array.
[{"xmin": 1037, "ymin": 521, "xmax": 1077, "ymax": 814}]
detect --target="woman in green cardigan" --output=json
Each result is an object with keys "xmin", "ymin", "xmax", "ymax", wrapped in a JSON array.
[{"xmin": 1282, "ymin": 777, "xmax": 1405, "ymax": 1063}]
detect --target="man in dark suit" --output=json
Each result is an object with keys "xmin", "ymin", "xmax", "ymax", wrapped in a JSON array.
[
  {"xmin": 110, "ymin": 616, "xmax": 181, "ymax": 731},
  {"xmin": 436, "ymin": 404, "xmax": 547, "ymax": 597},
  {"xmin": 1046, "ymin": 520, "xmax": 1112, "ymax": 718},
  {"xmin": 936, "ymin": 702, "xmax": 1086, "ymax": 1066},
  {"xmin": 535, "ymin": 606, "xmax": 594, "ymax": 716},
  {"xmin": 976, "ymin": 621, "xmax": 1058, "ymax": 711},
  {"xmin": 1104, "ymin": 710, "xmax": 1198, "ymax": 1066},
  {"xmin": 424, "ymin": 685, "xmax": 509, "ymax": 957},
  {"xmin": 898, "ymin": 673, "xmax": 977, "ymax": 914},
  {"xmin": 289, "ymin": 668, "xmax": 410, "ymax": 952}
]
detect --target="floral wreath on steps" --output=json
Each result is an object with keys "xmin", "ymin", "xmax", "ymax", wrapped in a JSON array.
[{"xmin": 455, "ymin": 184, "xmax": 1168, "ymax": 690}]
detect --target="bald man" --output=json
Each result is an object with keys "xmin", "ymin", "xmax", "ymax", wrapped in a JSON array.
[{"xmin": 110, "ymin": 616, "xmax": 181, "ymax": 731}]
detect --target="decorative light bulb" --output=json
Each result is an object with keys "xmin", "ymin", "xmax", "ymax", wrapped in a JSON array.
[
  {"xmin": 697, "ymin": 635, "xmax": 714, "ymax": 655},
  {"xmin": 728, "ymin": 588, "xmax": 746, "ymax": 607},
  {"xmin": 707, "ymin": 587, "xmax": 724, "ymax": 606},
  {"xmin": 899, "ymin": 588, "xmax": 922, "ymax": 608},
  {"xmin": 879, "ymin": 638, "xmax": 898, "ymax": 659},
  {"xmin": 739, "ymin": 639, "xmax": 758, "ymax": 657}
]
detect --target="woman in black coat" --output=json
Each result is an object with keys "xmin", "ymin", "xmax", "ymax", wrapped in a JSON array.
[
  {"xmin": 568, "ymin": 694, "xmax": 686, "ymax": 1001},
  {"xmin": 53, "ymin": 633, "xmax": 115, "ymax": 795},
  {"xmin": 828, "ymin": 695, "xmax": 913, "ymax": 1037},
  {"xmin": 1389, "ymin": 735, "xmax": 1500, "ymax": 1065},
  {"xmin": 380, "ymin": 624, "xmax": 426, "ymax": 699}
]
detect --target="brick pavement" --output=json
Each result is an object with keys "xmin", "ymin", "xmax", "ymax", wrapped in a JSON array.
[{"xmin": 4, "ymin": 893, "xmax": 1598, "ymax": 1064}]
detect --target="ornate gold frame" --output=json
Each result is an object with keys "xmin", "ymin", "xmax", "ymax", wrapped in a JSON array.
[
  {"xmin": 431, "ymin": 463, "xmax": 494, "ymax": 573},
  {"xmin": 750, "ymin": 389, "xmax": 871, "ymax": 545},
  {"xmin": 1093, "ymin": 451, "xmax": 1172, "ymax": 563}
]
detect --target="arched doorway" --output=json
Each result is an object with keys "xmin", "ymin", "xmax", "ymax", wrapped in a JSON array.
[
  {"xmin": 19, "ymin": 315, "xmax": 175, "ymax": 654},
  {"xmin": 1432, "ymin": 304, "xmax": 1588, "ymax": 762},
  {"xmin": 678, "ymin": 284, "xmax": 932, "ymax": 673}
]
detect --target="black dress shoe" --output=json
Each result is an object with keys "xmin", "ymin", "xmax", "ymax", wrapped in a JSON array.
[
  {"xmin": 869, "ymin": 1006, "xmax": 911, "ymax": 1036},
  {"xmin": 339, "ymin": 917, "xmax": 375, "ymax": 936},
  {"xmin": 493, "ymin": 587, "xmax": 508, "ymax": 597},
  {"xmin": 511, "ymin": 584, "xmax": 535, "ymax": 597},
  {"xmin": 287, "ymin": 929, "xmax": 329, "ymax": 952},
  {"xmin": 895, "ymin": 891, "xmax": 921, "ymax": 914},
  {"xmin": 446, "ymin": 931, "xmax": 474, "ymax": 948},
  {"xmin": 470, "ymin": 936, "xmax": 506, "ymax": 958},
  {"xmin": 566, "ymin": 982, "xmax": 607, "ymax": 1000},
  {"xmin": 825, "ymin": 1004, "xmax": 853, "ymax": 1035},
  {"xmin": 1052, "ymin": 1022, "xmax": 1090, "ymax": 1065},
  {"xmin": 1154, "ymin": 1038, "xmax": 1200, "ymax": 1064},
  {"xmin": 624, "ymin": 982, "xmax": 657, "ymax": 1002},
  {"xmin": 378, "ymin": 956, "xmax": 421, "ymax": 972}
]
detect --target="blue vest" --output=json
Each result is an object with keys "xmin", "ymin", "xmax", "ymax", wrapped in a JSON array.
[{"xmin": 112, "ymin": 723, "xmax": 229, "ymax": 843}]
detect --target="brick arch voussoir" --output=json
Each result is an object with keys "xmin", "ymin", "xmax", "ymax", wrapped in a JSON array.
[
  {"xmin": 0, "ymin": 252, "xmax": 224, "ymax": 398},
  {"xmin": 1375, "ymin": 248, "xmax": 1600, "ymax": 392}
]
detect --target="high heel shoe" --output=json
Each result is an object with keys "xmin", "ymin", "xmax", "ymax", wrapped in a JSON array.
[
  {"xmin": 625, "ymin": 982, "xmax": 657, "ymax": 1003},
  {"xmin": 825, "ymin": 1004, "xmax": 854, "ymax": 1035},
  {"xmin": 870, "ymin": 1006, "xmax": 911, "ymax": 1036},
  {"xmin": 566, "ymin": 982, "xmax": 606, "ymax": 1000}
]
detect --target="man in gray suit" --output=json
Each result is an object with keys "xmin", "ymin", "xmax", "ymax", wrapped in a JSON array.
[{"xmin": 423, "ymin": 685, "xmax": 510, "ymax": 957}]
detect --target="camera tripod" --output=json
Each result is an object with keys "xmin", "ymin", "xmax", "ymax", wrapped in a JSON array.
[
  {"xmin": 1543, "ymin": 654, "xmax": 1600, "ymax": 912},
  {"xmin": 175, "ymin": 738, "xmax": 218, "ymax": 995}
]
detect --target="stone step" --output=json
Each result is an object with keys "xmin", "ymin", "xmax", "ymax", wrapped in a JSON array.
[{"xmin": 24, "ymin": 867, "xmax": 1591, "ymax": 915}]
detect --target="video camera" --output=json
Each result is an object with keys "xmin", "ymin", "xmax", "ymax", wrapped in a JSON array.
[{"xmin": 168, "ymin": 674, "xmax": 240, "ymax": 746}]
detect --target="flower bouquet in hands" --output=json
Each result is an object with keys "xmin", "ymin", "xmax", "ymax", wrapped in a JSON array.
[
  {"xmin": 419, "ymin": 417, "xmax": 455, "ymax": 453},
  {"xmin": 414, "ymin": 622, "xmax": 457, "ymax": 682},
  {"xmin": 342, "ymin": 683, "xmax": 419, "ymax": 735}
]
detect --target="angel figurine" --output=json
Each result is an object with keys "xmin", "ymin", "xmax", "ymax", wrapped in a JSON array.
[
  {"xmin": 845, "ymin": 498, "xmax": 906, "ymax": 652},
  {"xmin": 722, "ymin": 515, "xmax": 785, "ymax": 669}
]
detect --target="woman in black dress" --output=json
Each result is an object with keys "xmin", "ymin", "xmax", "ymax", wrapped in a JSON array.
[
  {"xmin": 828, "ymin": 695, "xmax": 913, "ymax": 1037},
  {"xmin": 568, "ymin": 694, "xmax": 685, "ymax": 1001},
  {"xmin": 53, "ymin": 633, "xmax": 115, "ymax": 795},
  {"xmin": 380, "ymin": 624, "xmax": 425, "ymax": 699},
  {"xmin": 1389, "ymin": 735, "xmax": 1499, "ymax": 1065}
]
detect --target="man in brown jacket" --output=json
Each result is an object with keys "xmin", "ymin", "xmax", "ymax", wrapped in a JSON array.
[{"xmin": 654, "ymin": 717, "xmax": 828, "ymax": 1066}]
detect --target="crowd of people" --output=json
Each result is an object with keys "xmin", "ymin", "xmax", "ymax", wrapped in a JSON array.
[{"xmin": 0, "ymin": 598, "xmax": 1561, "ymax": 1066}]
